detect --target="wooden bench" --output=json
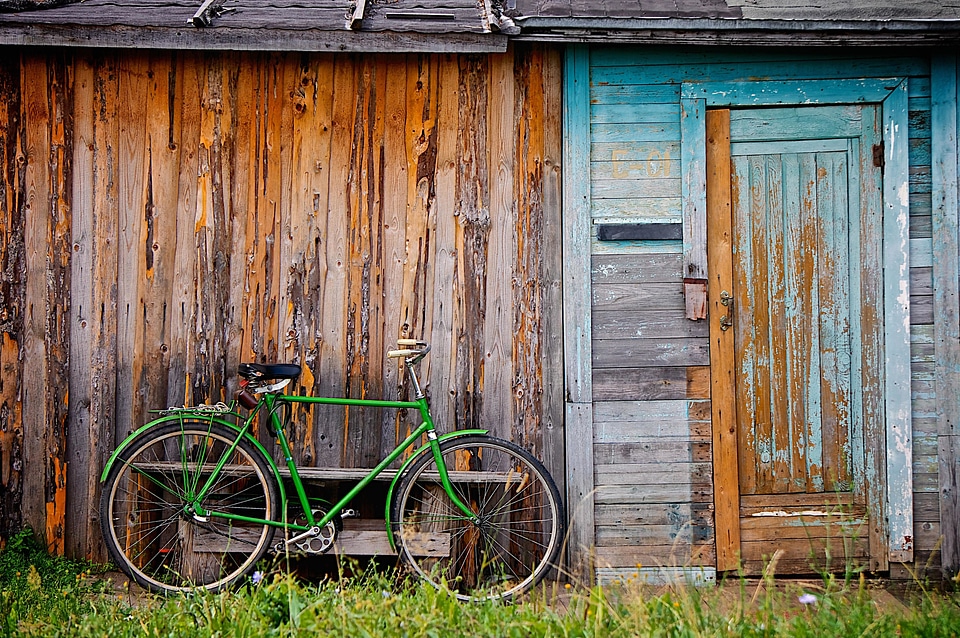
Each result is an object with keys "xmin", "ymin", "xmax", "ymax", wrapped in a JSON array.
[{"xmin": 193, "ymin": 518, "xmax": 451, "ymax": 557}]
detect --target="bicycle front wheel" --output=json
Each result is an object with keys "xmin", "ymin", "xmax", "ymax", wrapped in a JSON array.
[
  {"xmin": 100, "ymin": 420, "xmax": 279, "ymax": 594},
  {"xmin": 391, "ymin": 435, "xmax": 563, "ymax": 601}
]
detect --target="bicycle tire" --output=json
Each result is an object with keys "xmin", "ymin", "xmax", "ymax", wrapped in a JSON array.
[
  {"xmin": 390, "ymin": 435, "xmax": 563, "ymax": 601},
  {"xmin": 100, "ymin": 420, "xmax": 279, "ymax": 594}
]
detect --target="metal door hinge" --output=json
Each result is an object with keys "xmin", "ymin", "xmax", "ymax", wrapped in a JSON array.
[{"xmin": 873, "ymin": 143, "xmax": 884, "ymax": 169}]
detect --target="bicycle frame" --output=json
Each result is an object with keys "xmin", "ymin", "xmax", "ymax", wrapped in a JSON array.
[{"xmin": 177, "ymin": 361, "xmax": 480, "ymax": 542}]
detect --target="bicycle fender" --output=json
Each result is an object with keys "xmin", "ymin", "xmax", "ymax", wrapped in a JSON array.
[
  {"xmin": 383, "ymin": 428, "xmax": 488, "ymax": 551},
  {"xmin": 99, "ymin": 412, "xmax": 288, "ymax": 505}
]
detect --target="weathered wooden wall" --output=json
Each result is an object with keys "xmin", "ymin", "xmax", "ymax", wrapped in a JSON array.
[{"xmin": 0, "ymin": 45, "xmax": 564, "ymax": 561}]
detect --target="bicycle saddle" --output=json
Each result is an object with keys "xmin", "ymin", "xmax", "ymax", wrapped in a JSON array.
[{"xmin": 238, "ymin": 363, "xmax": 302, "ymax": 381}]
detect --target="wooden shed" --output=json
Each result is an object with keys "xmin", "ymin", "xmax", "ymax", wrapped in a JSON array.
[
  {"xmin": 0, "ymin": 0, "xmax": 566, "ymax": 563},
  {"xmin": 2, "ymin": 0, "xmax": 960, "ymax": 586},
  {"xmin": 510, "ymin": 0, "xmax": 960, "ymax": 584}
]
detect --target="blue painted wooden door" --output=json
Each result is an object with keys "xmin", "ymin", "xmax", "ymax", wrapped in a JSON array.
[{"xmin": 718, "ymin": 105, "xmax": 882, "ymax": 573}]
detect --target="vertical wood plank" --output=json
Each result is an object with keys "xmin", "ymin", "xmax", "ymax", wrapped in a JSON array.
[
  {"xmin": 818, "ymin": 151, "xmax": 854, "ymax": 491},
  {"xmin": 397, "ymin": 53, "xmax": 436, "ymax": 353},
  {"xmin": 69, "ymin": 52, "xmax": 120, "ymax": 559},
  {"xmin": 141, "ymin": 52, "xmax": 179, "ymax": 414},
  {"xmin": 512, "ymin": 44, "xmax": 546, "ymax": 460},
  {"xmin": 66, "ymin": 55, "xmax": 99, "ymax": 560},
  {"xmin": 486, "ymin": 49, "xmax": 514, "ymax": 442},
  {"xmin": 168, "ymin": 53, "xmax": 201, "ymax": 409},
  {"xmin": 255, "ymin": 54, "xmax": 285, "ymax": 370},
  {"xmin": 429, "ymin": 54, "xmax": 459, "ymax": 437},
  {"xmin": 782, "ymin": 153, "xmax": 809, "ymax": 493},
  {"xmin": 882, "ymin": 80, "xmax": 914, "ymax": 563},
  {"xmin": 564, "ymin": 402, "xmax": 594, "ymax": 582},
  {"xmin": 116, "ymin": 54, "xmax": 149, "ymax": 438},
  {"xmin": 288, "ymin": 54, "xmax": 336, "ymax": 466},
  {"xmin": 217, "ymin": 52, "xmax": 249, "ymax": 406},
  {"xmin": 378, "ymin": 56, "xmax": 407, "ymax": 454},
  {"xmin": 705, "ymin": 109, "xmax": 740, "ymax": 572},
  {"xmin": 931, "ymin": 54, "xmax": 960, "ymax": 578},
  {"xmin": 190, "ymin": 56, "xmax": 226, "ymax": 404},
  {"xmin": 0, "ymin": 52, "xmax": 26, "ymax": 543},
  {"xmin": 769, "ymin": 153, "xmax": 794, "ymax": 493},
  {"xmin": 279, "ymin": 53, "xmax": 314, "ymax": 461},
  {"xmin": 342, "ymin": 55, "xmax": 385, "ymax": 467},
  {"xmin": 453, "ymin": 54, "xmax": 490, "ymax": 435},
  {"xmin": 20, "ymin": 54, "xmax": 53, "ymax": 548},
  {"xmin": 859, "ymin": 103, "xmax": 889, "ymax": 571},
  {"xmin": 315, "ymin": 54, "xmax": 353, "ymax": 467},
  {"xmin": 562, "ymin": 45, "xmax": 593, "ymax": 582},
  {"xmin": 681, "ymin": 96, "xmax": 708, "ymax": 286},
  {"xmin": 539, "ymin": 46, "xmax": 566, "ymax": 492},
  {"xmin": 46, "ymin": 54, "xmax": 72, "ymax": 555},
  {"xmin": 733, "ymin": 155, "xmax": 763, "ymax": 495},
  {"xmin": 512, "ymin": 44, "xmax": 541, "ymax": 456},
  {"xmin": 802, "ymin": 154, "xmax": 824, "ymax": 492},
  {"xmin": 234, "ymin": 53, "xmax": 263, "ymax": 369}
]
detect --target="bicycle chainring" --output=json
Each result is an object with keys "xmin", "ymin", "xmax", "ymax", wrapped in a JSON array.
[{"xmin": 291, "ymin": 510, "xmax": 340, "ymax": 554}]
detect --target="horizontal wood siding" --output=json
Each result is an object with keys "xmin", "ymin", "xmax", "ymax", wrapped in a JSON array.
[
  {"xmin": 0, "ymin": 45, "xmax": 563, "ymax": 560},
  {"xmin": 589, "ymin": 47, "xmax": 941, "ymax": 580}
]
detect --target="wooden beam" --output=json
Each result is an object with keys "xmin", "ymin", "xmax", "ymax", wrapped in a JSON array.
[
  {"xmin": 931, "ymin": 53, "xmax": 960, "ymax": 579},
  {"xmin": 562, "ymin": 45, "xmax": 594, "ymax": 584},
  {"xmin": 881, "ymin": 80, "xmax": 914, "ymax": 564},
  {"xmin": 705, "ymin": 109, "xmax": 740, "ymax": 573},
  {"xmin": 0, "ymin": 26, "xmax": 508, "ymax": 53},
  {"xmin": 541, "ymin": 46, "xmax": 566, "ymax": 498}
]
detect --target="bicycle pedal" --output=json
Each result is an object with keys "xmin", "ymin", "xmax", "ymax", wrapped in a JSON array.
[{"xmin": 340, "ymin": 508, "xmax": 358, "ymax": 518}]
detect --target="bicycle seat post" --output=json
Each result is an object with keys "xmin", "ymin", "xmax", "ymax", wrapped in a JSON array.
[{"xmin": 406, "ymin": 358, "xmax": 426, "ymax": 400}]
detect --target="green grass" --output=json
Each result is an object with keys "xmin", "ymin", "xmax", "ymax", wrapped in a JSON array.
[{"xmin": 2, "ymin": 530, "xmax": 959, "ymax": 638}]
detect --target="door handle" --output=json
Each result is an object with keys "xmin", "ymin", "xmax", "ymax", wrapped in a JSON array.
[{"xmin": 719, "ymin": 290, "xmax": 733, "ymax": 331}]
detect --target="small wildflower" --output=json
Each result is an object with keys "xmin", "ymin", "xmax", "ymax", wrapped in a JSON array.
[
  {"xmin": 798, "ymin": 593, "xmax": 817, "ymax": 605},
  {"xmin": 251, "ymin": 571, "xmax": 264, "ymax": 584},
  {"xmin": 565, "ymin": 583, "xmax": 572, "ymax": 590}
]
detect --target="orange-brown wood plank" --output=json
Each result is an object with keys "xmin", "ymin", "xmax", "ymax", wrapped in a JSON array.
[
  {"xmin": 378, "ymin": 56, "xmax": 408, "ymax": 453},
  {"xmin": 706, "ymin": 108, "xmax": 740, "ymax": 572},
  {"xmin": 168, "ymin": 52, "xmax": 202, "ymax": 409},
  {"xmin": 0, "ymin": 53, "xmax": 26, "ymax": 543},
  {"xmin": 427, "ymin": 54, "xmax": 460, "ymax": 438}
]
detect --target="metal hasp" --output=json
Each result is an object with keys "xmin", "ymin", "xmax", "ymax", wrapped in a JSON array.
[{"xmin": 719, "ymin": 290, "xmax": 734, "ymax": 331}]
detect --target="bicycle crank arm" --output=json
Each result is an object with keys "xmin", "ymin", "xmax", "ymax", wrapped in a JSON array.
[{"xmin": 273, "ymin": 524, "xmax": 336, "ymax": 554}]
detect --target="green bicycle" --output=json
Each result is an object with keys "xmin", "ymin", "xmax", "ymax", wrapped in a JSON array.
[{"xmin": 99, "ymin": 340, "xmax": 564, "ymax": 601}]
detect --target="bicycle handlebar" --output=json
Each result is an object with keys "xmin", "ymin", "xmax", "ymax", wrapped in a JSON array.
[{"xmin": 387, "ymin": 340, "xmax": 430, "ymax": 359}]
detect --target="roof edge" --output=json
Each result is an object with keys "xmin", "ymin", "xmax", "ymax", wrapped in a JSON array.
[
  {"xmin": 514, "ymin": 16, "xmax": 960, "ymax": 30},
  {"xmin": 511, "ymin": 16, "xmax": 960, "ymax": 45},
  {"xmin": 0, "ymin": 23, "xmax": 509, "ymax": 52}
]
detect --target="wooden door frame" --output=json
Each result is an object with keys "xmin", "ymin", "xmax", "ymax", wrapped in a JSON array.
[{"xmin": 682, "ymin": 79, "xmax": 914, "ymax": 571}]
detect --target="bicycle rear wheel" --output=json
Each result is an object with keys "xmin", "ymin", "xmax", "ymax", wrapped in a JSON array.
[
  {"xmin": 391, "ymin": 435, "xmax": 563, "ymax": 601},
  {"xmin": 100, "ymin": 420, "xmax": 279, "ymax": 593}
]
